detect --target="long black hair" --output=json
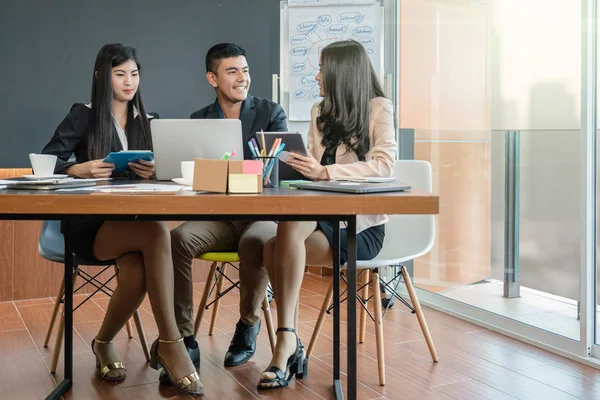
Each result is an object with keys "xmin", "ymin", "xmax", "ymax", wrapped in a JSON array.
[
  {"xmin": 317, "ymin": 40, "xmax": 385, "ymax": 161},
  {"xmin": 88, "ymin": 43, "xmax": 152, "ymax": 160}
]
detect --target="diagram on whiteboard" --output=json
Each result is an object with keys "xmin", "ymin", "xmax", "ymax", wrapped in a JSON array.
[{"xmin": 287, "ymin": 4, "xmax": 380, "ymax": 120}]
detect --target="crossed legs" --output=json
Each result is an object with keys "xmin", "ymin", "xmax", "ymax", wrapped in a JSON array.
[{"xmin": 91, "ymin": 221, "xmax": 202, "ymax": 392}]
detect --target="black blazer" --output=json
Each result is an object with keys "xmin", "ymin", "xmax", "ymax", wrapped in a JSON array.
[
  {"xmin": 42, "ymin": 103, "xmax": 157, "ymax": 175},
  {"xmin": 41, "ymin": 103, "xmax": 157, "ymax": 238},
  {"xmin": 190, "ymin": 95, "xmax": 288, "ymax": 160}
]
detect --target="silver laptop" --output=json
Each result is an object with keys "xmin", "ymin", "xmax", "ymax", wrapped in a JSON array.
[
  {"xmin": 151, "ymin": 119, "xmax": 244, "ymax": 180},
  {"xmin": 290, "ymin": 180, "xmax": 411, "ymax": 194}
]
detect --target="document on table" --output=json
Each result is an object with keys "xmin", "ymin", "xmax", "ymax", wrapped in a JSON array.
[
  {"xmin": 0, "ymin": 178, "xmax": 110, "ymax": 185},
  {"xmin": 57, "ymin": 184, "xmax": 185, "ymax": 193}
]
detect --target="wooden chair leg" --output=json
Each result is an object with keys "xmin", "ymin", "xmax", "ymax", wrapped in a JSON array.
[
  {"xmin": 307, "ymin": 279, "xmax": 334, "ymax": 358},
  {"xmin": 125, "ymin": 320, "xmax": 134, "ymax": 338},
  {"xmin": 50, "ymin": 312, "xmax": 64, "ymax": 373},
  {"xmin": 372, "ymin": 272, "xmax": 385, "ymax": 386},
  {"xmin": 51, "ymin": 269, "xmax": 78, "ymax": 373},
  {"xmin": 262, "ymin": 294, "xmax": 276, "ymax": 353},
  {"xmin": 400, "ymin": 266, "xmax": 439, "ymax": 362},
  {"xmin": 132, "ymin": 310, "xmax": 150, "ymax": 362},
  {"xmin": 194, "ymin": 262, "xmax": 218, "ymax": 337},
  {"xmin": 113, "ymin": 265, "xmax": 134, "ymax": 338},
  {"xmin": 44, "ymin": 277, "xmax": 65, "ymax": 348},
  {"xmin": 359, "ymin": 269, "xmax": 370, "ymax": 344},
  {"xmin": 209, "ymin": 262, "xmax": 227, "ymax": 335}
]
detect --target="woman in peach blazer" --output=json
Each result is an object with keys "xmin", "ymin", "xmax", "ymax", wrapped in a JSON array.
[{"xmin": 258, "ymin": 39, "xmax": 397, "ymax": 390}]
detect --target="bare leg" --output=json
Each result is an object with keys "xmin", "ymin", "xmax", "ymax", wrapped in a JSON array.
[
  {"xmin": 263, "ymin": 238, "xmax": 277, "ymax": 304},
  {"xmin": 261, "ymin": 221, "xmax": 332, "ymax": 384},
  {"xmin": 93, "ymin": 252, "xmax": 145, "ymax": 379},
  {"xmin": 93, "ymin": 221, "xmax": 201, "ymax": 392},
  {"xmin": 237, "ymin": 221, "xmax": 277, "ymax": 326}
]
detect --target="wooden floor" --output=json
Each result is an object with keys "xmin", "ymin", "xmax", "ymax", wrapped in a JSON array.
[{"xmin": 1, "ymin": 274, "xmax": 600, "ymax": 399}]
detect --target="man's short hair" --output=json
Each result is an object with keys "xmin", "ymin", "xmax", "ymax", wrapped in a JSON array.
[{"xmin": 205, "ymin": 43, "xmax": 247, "ymax": 74}]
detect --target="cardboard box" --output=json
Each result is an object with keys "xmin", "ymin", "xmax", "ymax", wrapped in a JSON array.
[
  {"xmin": 192, "ymin": 159, "xmax": 263, "ymax": 193},
  {"xmin": 192, "ymin": 159, "xmax": 228, "ymax": 193}
]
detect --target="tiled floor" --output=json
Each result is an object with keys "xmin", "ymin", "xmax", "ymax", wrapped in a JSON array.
[
  {"xmin": 441, "ymin": 279, "xmax": 587, "ymax": 340},
  {"xmin": 2, "ymin": 274, "xmax": 600, "ymax": 399}
]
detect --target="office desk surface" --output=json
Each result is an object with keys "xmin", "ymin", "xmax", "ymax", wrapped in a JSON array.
[
  {"xmin": 0, "ymin": 185, "xmax": 439, "ymax": 216},
  {"xmin": 0, "ymin": 182, "xmax": 438, "ymax": 400}
]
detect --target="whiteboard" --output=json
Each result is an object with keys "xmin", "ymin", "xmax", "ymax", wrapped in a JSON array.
[{"xmin": 281, "ymin": 1, "xmax": 383, "ymax": 121}]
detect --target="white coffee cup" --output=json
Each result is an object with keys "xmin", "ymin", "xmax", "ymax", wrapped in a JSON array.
[
  {"xmin": 181, "ymin": 161, "xmax": 195, "ymax": 182},
  {"xmin": 29, "ymin": 153, "xmax": 57, "ymax": 176}
]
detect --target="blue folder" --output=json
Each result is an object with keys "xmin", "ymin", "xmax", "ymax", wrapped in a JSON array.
[{"xmin": 103, "ymin": 151, "xmax": 154, "ymax": 172}]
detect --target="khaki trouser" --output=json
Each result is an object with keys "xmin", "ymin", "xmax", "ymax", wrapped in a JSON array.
[{"xmin": 170, "ymin": 220, "xmax": 277, "ymax": 337}]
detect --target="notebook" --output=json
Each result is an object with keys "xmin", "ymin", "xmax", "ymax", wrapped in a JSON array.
[{"xmin": 290, "ymin": 180, "xmax": 411, "ymax": 194}]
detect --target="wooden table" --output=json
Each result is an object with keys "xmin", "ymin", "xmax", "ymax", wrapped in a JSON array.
[{"xmin": 0, "ymin": 185, "xmax": 438, "ymax": 400}]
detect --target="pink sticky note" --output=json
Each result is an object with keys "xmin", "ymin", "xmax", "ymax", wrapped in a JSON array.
[{"xmin": 242, "ymin": 160, "xmax": 262, "ymax": 175}]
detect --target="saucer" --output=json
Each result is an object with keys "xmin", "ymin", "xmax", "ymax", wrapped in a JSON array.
[
  {"xmin": 172, "ymin": 178, "xmax": 193, "ymax": 186},
  {"xmin": 22, "ymin": 174, "xmax": 69, "ymax": 180}
]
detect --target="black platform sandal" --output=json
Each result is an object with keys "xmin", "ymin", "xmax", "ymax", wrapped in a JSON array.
[{"xmin": 257, "ymin": 328, "xmax": 308, "ymax": 390}]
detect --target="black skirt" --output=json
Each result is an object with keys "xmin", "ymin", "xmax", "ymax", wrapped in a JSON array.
[
  {"xmin": 316, "ymin": 221, "xmax": 385, "ymax": 265},
  {"xmin": 61, "ymin": 220, "xmax": 105, "ymax": 262}
]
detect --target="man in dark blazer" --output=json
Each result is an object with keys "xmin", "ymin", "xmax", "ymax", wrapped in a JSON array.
[
  {"xmin": 191, "ymin": 95, "xmax": 286, "ymax": 159},
  {"xmin": 169, "ymin": 44, "xmax": 287, "ymax": 372}
]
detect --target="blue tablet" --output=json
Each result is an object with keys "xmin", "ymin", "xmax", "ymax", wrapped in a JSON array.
[{"xmin": 103, "ymin": 151, "xmax": 154, "ymax": 172}]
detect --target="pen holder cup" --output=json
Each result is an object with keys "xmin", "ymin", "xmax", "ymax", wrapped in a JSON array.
[{"xmin": 255, "ymin": 156, "xmax": 279, "ymax": 188}]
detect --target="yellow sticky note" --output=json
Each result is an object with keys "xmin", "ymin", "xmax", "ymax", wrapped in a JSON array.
[{"xmin": 228, "ymin": 174, "xmax": 262, "ymax": 193}]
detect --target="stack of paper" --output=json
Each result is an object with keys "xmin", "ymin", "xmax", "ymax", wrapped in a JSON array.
[{"xmin": 84, "ymin": 184, "xmax": 184, "ymax": 193}]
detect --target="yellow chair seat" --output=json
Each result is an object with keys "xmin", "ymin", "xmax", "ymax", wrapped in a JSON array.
[{"xmin": 196, "ymin": 252, "xmax": 240, "ymax": 263}]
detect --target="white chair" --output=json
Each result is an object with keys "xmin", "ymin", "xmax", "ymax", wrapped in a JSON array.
[{"xmin": 306, "ymin": 160, "xmax": 439, "ymax": 386}]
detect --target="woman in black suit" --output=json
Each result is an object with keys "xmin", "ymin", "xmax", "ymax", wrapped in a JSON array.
[{"xmin": 41, "ymin": 43, "xmax": 203, "ymax": 396}]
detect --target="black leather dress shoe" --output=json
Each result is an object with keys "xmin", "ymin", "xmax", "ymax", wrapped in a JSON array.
[
  {"xmin": 224, "ymin": 319, "xmax": 261, "ymax": 367},
  {"xmin": 158, "ymin": 340, "xmax": 201, "ymax": 384}
]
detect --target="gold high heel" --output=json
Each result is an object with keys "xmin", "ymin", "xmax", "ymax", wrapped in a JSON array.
[
  {"xmin": 91, "ymin": 338, "xmax": 126, "ymax": 381},
  {"xmin": 149, "ymin": 337, "xmax": 204, "ymax": 396}
]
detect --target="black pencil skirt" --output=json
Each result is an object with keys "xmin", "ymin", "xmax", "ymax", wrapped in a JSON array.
[
  {"xmin": 316, "ymin": 221, "xmax": 385, "ymax": 265},
  {"xmin": 61, "ymin": 220, "xmax": 105, "ymax": 263}
]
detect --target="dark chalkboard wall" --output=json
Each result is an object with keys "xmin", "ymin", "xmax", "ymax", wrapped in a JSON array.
[{"xmin": 0, "ymin": 0, "xmax": 282, "ymax": 167}]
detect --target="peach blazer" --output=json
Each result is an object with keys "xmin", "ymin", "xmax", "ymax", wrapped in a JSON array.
[{"xmin": 307, "ymin": 97, "xmax": 397, "ymax": 233}]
